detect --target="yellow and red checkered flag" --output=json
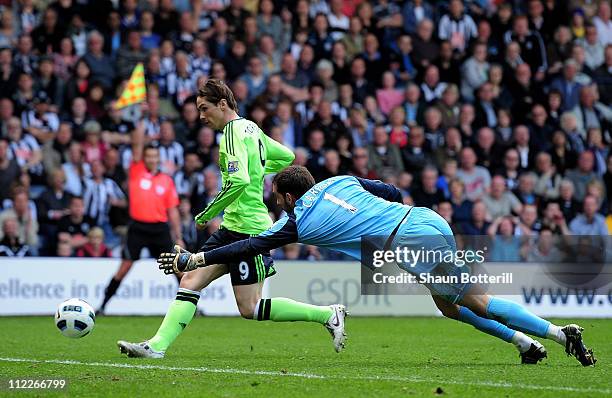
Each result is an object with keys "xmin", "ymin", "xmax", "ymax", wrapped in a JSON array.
[{"xmin": 115, "ymin": 63, "xmax": 146, "ymax": 109}]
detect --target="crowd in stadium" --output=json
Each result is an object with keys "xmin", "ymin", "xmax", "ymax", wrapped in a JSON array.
[{"xmin": 0, "ymin": 0, "xmax": 611, "ymax": 259}]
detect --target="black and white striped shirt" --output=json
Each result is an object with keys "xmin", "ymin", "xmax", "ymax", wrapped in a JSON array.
[
  {"xmin": 174, "ymin": 170, "xmax": 204, "ymax": 196},
  {"xmin": 21, "ymin": 110, "xmax": 60, "ymax": 133},
  {"xmin": 156, "ymin": 142, "xmax": 185, "ymax": 175},
  {"xmin": 166, "ymin": 73, "xmax": 197, "ymax": 107},
  {"xmin": 83, "ymin": 177, "xmax": 126, "ymax": 226},
  {"xmin": 438, "ymin": 14, "xmax": 477, "ymax": 53},
  {"xmin": 8, "ymin": 134, "xmax": 43, "ymax": 175}
]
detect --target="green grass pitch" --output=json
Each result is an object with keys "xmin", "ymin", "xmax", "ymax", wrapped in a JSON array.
[{"xmin": 0, "ymin": 316, "xmax": 610, "ymax": 397}]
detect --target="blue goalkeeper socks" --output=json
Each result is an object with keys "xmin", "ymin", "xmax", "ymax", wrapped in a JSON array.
[
  {"xmin": 486, "ymin": 297, "xmax": 550, "ymax": 337},
  {"xmin": 458, "ymin": 306, "xmax": 515, "ymax": 343}
]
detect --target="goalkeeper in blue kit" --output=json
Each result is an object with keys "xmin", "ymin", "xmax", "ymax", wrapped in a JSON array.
[{"xmin": 159, "ymin": 166, "xmax": 597, "ymax": 366}]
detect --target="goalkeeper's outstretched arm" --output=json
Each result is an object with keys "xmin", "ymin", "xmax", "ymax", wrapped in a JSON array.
[{"xmin": 158, "ymin": 214, "xmax": 298, "ymax": 274}]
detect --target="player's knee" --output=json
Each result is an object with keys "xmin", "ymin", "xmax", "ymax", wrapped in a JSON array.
[
  {"xmin": 237, "ymin": 302, "xmax": 255, "ymax": 319},
  {"xmin": 179, "ymin": 271, "xmax": 202, "ymax": 291},
  {"xmin": 439, "ymin": 304, "xmax": 459, "ymax": 320}
]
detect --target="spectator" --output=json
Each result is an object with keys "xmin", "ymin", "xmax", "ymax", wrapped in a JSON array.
[
  {"xmin": 534, "ymin": 152, "xmax": 562, "ymax": 200},
  {"xmin": 434, "ymin": 128, "xmax": 462, "ymax": 169},
  {"xmin": 438, "ymin": 0, "xmax": 477, "ymax": 55},
  {"xmin": 593, "ymin": 1, "xmax": 612, "ymax": 45},
  {"xmin": 504, "ymin": 14, "xmax": 547, "ymax": 80},
  {"xmin": 482, "ymin": 175, "xmax": 522, "ymax": 219},
  {"xmin": 368, "ymin": 124, "xmax": 404, "ymax": 180},
  {"xmin": 411, "ymin": 19, "xmax": 439, "ymax": 72},
  {"xmin": 13, "ymin": 34, "xmax": 38, "ymax": 76},
  {"xmin": 587, "ymin": 128, "xmax": 609, "ymax": 176},
  {"xmin": 461, "ymin": 200, "xmax": 490, "ymax": 235},
  {"xmin": 305, "ymin": 129, "xmax": 326, "ymax": 180},
  {"xmin": 387, "ymin": 34, "xmax": 417, "ymax": 86},
  {"xmin": 473, "ymin": 82, "xmax": 499, "ymax": 130},
  {"xmin": 174, "ymin": 152, "xmax": 202, "ymax": 197},
  {"xmin": 540, "ymin": 201, "xmax": 570, "ymax": 236},
  {"xmin": 166, "ymin": 51, "xmax": 197, "ymax": 108},
  {"xmin": 549, "ymin": 60, "xmax": 583, "ymax": 112},
  {"xmin": 572, "ymin": 85, "xmax": 612, "ymax": 138},
  {"xmin": 0, "ymin": 137, "xmax": 21, "ymax": 203},
  {"xmin": 461, "ymin": 43, "xmax": 490, "ymax": 102},
  {"xmin": 63, "ymin": 59, "xmax": 90, "ymax": 106},
  {"xmin": 36, "ymin": 168, "xmax": 71, "ymax": 250},
  {"xmin": 513, "ymin": 124, "xmax": 536, "ymax": 171},
  {"xmin": 400, "ymin": 125, "xmax": 432, "ymax": 177},
  {"xmin": 448, "ymin": 178, "xmax": 473, "ymax": 224},
  {"xmin": 527, "ymin": 104, "xmax": 554, "ymax": 152},
  {"xmin": 22, "ymin": 91, "xmax": 59, "ymax": 143},
  {"xmin": 420, "ymin": 65, "xmax": 447, "ymax": 104},
  {"xmin": 82, "ymin": 121, "xmax": 108, "ymax": 164},
  {"xmin": 565, "ymin": 150, "xmax": 601, "ymax": 201},
  {"xmin": 402, "ymin": 0, "xmax": 435, "ymax": 36},
  {"xmin": 82, "ymin": 31, "xmax": 115, "ymax": 90},
  {"xmin": 75, "ymin": 226, "xmax": 112, "ymax": 257},
  {"xmin": 402, "ymin": 83, "xmax": 426, "ymax": 127},
  {"xmin": 34, "ymin": 56, "xmax": 63, "ymax": 111},
  {"xmin": 0, "ymin": 217, "xmax": 31, "ymax": 257},
  {"xmin": 0, "ymin": 186, "xmax": 38, "ymax": 249},
  {"xmin": 593, "ymin": 44, "xmax": 612, "ymax": 105},
  {"xmin": 513, "ymin": 172, "xmax": 539, "ymax": 206},
  {"xmin": 558, "ymin": 179, "xmax": 580, "ymax": 223},
  {"xmin": 140, "ymin": 10, "xmax": 161, "ymax": 52},
  {"xmin": 487, "ymin": 216, "xmax": 521, "ymax": 262},
  {"xmin": 435, "ymin": 84, "xmax": 460, "ymax": 130},
  {"xmin": 340, "ymin": 16, "xmax": 364, "ymax": 60},
  {"xmin": 62, "ymin": 141, "xmax": 91, "ymax": 196},
  {"xmin": 387, "ymin": 107, "xmax": 410, "ymax": 148},
  {"xmin": 376, "ymin": 71, "xmax": 403, "ymax": 116},
  {"xmin": 456, "ymin": 147, "xmax": 491, "ymax": 202},
  {"xmin": 516, "ymin": 203, "xmax": 541, "ymax": 236},
  {"xmin": 411, "ymin": 166, "xmax": 446, "ymax": 209},
  {"xmin": 6, "ymin": 116, "xmax": 44, "ymax": 182},
  {"xmin": 578, "ymin": 24, "xmax": 605, "ymax": 71},
  {"xmin": 177, "ymin": 196, "xmax": 198, "ymax": 253},
  {"xmin": 569, "ymin": 195, "xmax": 609, "ymax": 235},
  {"xmin": 241, "ymin": 56, "xmax": 267, "ymax": 104},
  {"xmin": 82, "ymin": 159, "xmax": 126, "ymax": 234},
  {"xmin": 349, "ymin": 146, "xmax": 377, "ymax": 180}
]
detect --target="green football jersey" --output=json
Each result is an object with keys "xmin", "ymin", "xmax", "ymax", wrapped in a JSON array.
[{"xmin": 195, "ymin": 117, "xmax": 295, "ymax": 235}]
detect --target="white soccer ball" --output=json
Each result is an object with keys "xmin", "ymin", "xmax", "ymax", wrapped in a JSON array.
[{"xmin": 55, "ymin": 298, "xmax": 96, "ymax": 338}]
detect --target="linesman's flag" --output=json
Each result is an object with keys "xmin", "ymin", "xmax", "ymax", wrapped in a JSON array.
[{"xmin": 115, "ymin": 63, "xmax": 146, "ymax": 109}]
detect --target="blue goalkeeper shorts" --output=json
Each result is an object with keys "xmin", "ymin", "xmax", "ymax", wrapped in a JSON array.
[{"xmin": 391, "ymin": 207, "xmax": 470, "ymax": 304}]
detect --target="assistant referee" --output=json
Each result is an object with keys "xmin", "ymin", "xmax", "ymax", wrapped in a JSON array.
[{"xmin": 99, "ymin": 121, "xmax": 183, "ymax": 313}]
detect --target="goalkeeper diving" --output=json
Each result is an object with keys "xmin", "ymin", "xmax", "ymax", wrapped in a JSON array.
[{"xmin": 159, "ymin": 166, "xmax": 597, "ymax": 366}]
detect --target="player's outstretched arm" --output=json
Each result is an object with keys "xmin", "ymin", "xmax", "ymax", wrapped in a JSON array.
[
  {"xmin": 262, "ymin": 133, "xmax": 295, "ymax": 174},
  {"xmin": 159, "ymin": 215, "xmax": 298, "ymax": 274}
]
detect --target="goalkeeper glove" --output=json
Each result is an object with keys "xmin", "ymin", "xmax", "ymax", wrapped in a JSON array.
[{"xmin": 157, "ymin": 245, "xmax": 206, "ymax": 274}]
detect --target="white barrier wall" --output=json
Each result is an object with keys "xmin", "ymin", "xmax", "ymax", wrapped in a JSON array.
[
  {"xmin": 1, "ymin": 259, "xmax": 611, "ymax": 317},
  {"xmin": 0, "ymin": 258, "xmax": 240, "ymax": 316}
]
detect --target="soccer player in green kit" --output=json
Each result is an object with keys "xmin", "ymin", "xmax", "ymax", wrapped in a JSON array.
[{"xmin": 118, "ymin": 79, "xmax": 347, "ymax": 358}]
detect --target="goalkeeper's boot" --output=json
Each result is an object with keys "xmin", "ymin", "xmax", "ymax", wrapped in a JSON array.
[
  {"xmin": 117, "ymin": 340, "xmax": 165, "ymax": 359},
  {"xmin": 561, "ymin": 324, "xmax": 596, "ymax": 366},
  {"xmin": 520, "ymin": 341, "xmax": 547, "ymax": 364},
  {"xmin": 325, "ymin": 304, "xmax": 348, "ymax": 353}
]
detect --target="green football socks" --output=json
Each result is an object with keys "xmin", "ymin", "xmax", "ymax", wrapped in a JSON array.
[
  {"xmin": 148, "ymin": 288, "xmax": 200, "ymax": 352},
  {"xmin": 255, "ymin": 297, "xmax": 333, "ymax": 324}
]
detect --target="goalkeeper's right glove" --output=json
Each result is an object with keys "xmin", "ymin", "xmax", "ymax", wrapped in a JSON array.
[{"xmin": 157, "ymin": 245, "xmax": 206, "ymax": 274}]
